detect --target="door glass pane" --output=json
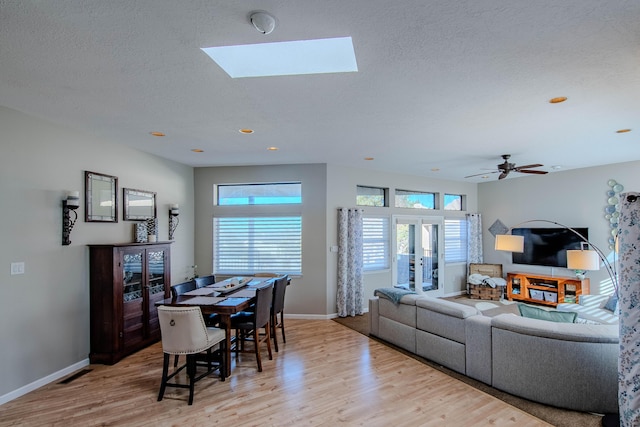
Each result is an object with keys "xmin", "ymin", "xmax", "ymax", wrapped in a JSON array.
[
  {"xmin": 421, "ymin": 224, "xmax": 439, "ymax": 292},
  {"xmin": 148, "ymin": 250, "xmax": 166, "ymax": 296},
  {"xmin": 123, "ymin": 252, "xmax": 143, "ymax": 302},
  {"xmin": 396, "ymin": 223, "xmax": 415, "ymax": 290}
]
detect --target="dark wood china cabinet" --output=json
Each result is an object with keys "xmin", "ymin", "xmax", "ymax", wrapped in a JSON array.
[{"xmin": 88, "ymin": 242, "xmax": 171, "ymax": 364}]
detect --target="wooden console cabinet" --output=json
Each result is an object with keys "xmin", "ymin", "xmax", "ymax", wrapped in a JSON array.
[
  {"xmin": 506, "ymin": 272, "xmax": 589, "ymax": 307},
  {"xmin": 89, "ymin": 242, "xmax": 171, "ymax": 364}
]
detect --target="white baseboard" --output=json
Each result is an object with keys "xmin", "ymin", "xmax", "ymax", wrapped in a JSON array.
[
  {"xmin": 0, "ymin": 358, "xmax": 90, "ymax": 406},
  {"xmin": 285, "ymin": 308, "xmax": 369, "ymax": 321}
]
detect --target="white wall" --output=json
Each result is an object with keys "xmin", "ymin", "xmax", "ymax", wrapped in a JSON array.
[
  {"xmin": 0, "ymin": 106, "xmax": 194, "ymax": 400},
  {"xmin": 479, "ymin": 162, "xmax": 640, "ymax": 295}
]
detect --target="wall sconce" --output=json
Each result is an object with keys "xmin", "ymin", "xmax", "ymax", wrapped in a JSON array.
[
  {"xmin": 168, "ymin": 204, "xmax": 179, "ymax": 240},
  {"xmin": 62, "ymin": 191, "xmax": 80, "ymax": 245}
]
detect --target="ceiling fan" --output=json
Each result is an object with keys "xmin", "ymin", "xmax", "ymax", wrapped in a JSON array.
[{"xmin": 465, "ymin": 154, "xmax": 548, "ymax": 180}]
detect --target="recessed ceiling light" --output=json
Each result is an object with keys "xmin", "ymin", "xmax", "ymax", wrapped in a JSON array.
[
  {"xmin": 551, "ymin": 165, "xmax": 562, "ymax": 170},
  {"xmin": 616, "ymin": 129, "xmax": 632, "ymax": 133},
  {"xmin": 201, "ymin": 37, "xmax": 358, "ymax": 78},
  {"xmin": 191, "ymin": 149, "xmax": 204, "ymax": 153},
  {"xmin": 431, "ymin": 168, "xmax": 440, "ymax": 172},
  {"xmin": 364, "ymin": 157, "xmax": 374, "ymax": 161},
  {"xmin": 239, "ymin": 128, "xmax": 254, "ymax": 134},
  {"xmin": 150, "ymin": 132, "xmax": 165, "ymax": 137},
  {"xmin": 481, "ymin": 175, "xmax": 490, "ymax": 179},
  {"xmin": 267, "ymin": 146, "xmax": 278, "ymax": 151},
  {"xmin": 549, "ymin": 97, "xmax": 568, "ymax": 104}
]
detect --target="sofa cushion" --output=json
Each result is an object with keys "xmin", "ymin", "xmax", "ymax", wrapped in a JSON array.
[
  {"xmin": 416, "ymin": 297, "xmax": 479, "ymax": 344},
  {"xmin": 518, "ymin": 304, "xmax": 577, "ymax": 323},
  {"xmin": 378, "ymin": 295, "xmax": 418, "ymax": 327},
  {"xmin": 603, "ymin": 294, "xmax": 618, "ymax": 312},
  {"xmin": 491, "ymin": 313, "xmax": 619, "ymax": 343}
]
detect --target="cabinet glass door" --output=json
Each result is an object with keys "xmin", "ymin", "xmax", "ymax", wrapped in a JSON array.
[
  {"xmin": 123, "ymin": 251, "xmax": 144, "ymax": 302},
  {"xmin": 147, "ymin": 249, "xmax": 166, "ymax": 297},
  {"xmin": 146, "ymin": 248, "xmax": 166, "ymax": 338}
]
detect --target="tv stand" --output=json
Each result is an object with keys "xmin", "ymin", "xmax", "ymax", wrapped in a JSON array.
[{"xmin": 506, "ymin": 272, "xmax": 590, "ymax": 307}]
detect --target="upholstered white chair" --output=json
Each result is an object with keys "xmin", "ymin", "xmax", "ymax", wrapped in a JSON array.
[{"xmin": 157, "ymin": 306, "xmax": 226, "ymax": 405}]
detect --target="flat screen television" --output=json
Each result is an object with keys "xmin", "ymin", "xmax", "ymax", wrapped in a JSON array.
[{"xmin": 511, "ymin": 227, "xmax": 589, "ymax": 268}]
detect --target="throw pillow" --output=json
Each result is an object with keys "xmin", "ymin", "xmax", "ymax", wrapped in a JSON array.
[
  {"xmin": 603, "ymin": 294, "xmax": 618, "ymax": 313},
  {"xmin": 517, "ymin": 303, "xmax": 577, "ymax": 323}
]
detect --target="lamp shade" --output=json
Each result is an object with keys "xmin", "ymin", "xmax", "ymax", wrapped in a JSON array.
[
  {"xmin": 567, "ymin": 249, "xmax": 600, "ymax": 271},
  {"xmin": 495, "ymin": 234, "xmax": 524, "ymax": 252}
]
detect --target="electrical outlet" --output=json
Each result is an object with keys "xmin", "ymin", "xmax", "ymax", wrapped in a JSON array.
[{"xmin": 11, "ymin": 262, "xmax": 25, "ymax": 275}]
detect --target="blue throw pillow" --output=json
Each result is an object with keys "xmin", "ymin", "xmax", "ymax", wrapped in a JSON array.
[
  {"xmin": 603, "ymin": 295, "xmax": 618, "ymax": 313},
  {"xmin": 518, "ymin": 303, "xmax": 577, "ymax": 323}
]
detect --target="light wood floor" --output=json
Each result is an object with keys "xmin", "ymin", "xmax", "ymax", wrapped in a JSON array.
[{"xmin": 0, "ymin": 320, "xmax": 551, "ymax": 427}]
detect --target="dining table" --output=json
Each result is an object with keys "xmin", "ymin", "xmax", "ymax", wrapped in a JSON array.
[{"xmin": 156, "ymin": 276, "xmax": 273, "ymax": 377}]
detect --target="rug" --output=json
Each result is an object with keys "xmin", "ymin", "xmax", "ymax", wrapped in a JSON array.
[{"xmin": 333, "ymin": 309, "xmax": 603, "ymax": 427}]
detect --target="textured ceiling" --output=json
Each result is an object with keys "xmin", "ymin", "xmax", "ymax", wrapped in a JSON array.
[{"xmin": 1, "ymin": 1, "xmax": 639, "ymax": 181}]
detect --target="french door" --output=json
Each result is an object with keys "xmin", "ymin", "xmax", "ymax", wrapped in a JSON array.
[{"xmin": 393, "ymin": 216, "xmax": 444, "ymax": 296}]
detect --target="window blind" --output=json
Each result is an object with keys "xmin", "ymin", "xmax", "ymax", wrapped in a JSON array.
[
  {"xmin": 444, "ymin": 218, "xmax": 468, "ymax": 263},
  {"xmin": 214, "ymin": 216, "xmax": 302, "ymax": 275},
  {"xmin": 363, "ymin": 216, "xmax": 390, "ymax": 271}
]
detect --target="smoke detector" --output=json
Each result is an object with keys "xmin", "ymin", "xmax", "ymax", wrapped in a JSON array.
[{"xmin": 250, "ymin": 11, "xmax": 276, "ymax": 35}]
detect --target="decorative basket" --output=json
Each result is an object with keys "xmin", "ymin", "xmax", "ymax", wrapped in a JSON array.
[
  {"xmin": 469, "ymin": 284, "xmax": 502, "ymax": 301},
  {"xmin": 468, "ymin": 263, "xmax": 503, "ymax": 301}
]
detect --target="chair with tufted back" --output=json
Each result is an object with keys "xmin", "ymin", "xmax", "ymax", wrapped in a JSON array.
[{"xmin": 157, "ymin": 306, "xmax": 226, "ymax": 405}]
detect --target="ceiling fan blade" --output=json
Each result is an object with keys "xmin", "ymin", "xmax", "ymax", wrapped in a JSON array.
[
  {"xmin": 517, "ymin": 169, "xmax": 548, "ymax": 175},
  {"xmin": 464, "ymin": 170, "xmax": 499, "ymax": 178},
  {"xmin": 514, "ymin": 164, "xmax": 543, "ymax": 170}
]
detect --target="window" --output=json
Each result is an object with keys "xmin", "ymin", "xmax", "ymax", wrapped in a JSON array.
[
  {"xmin": 217, "ymin": 183, "xmax": 301, "ymax": 205},
  {"xmin": 444, "ymin": 194, "xmax": 465, "ymax": 211},
  {"xmin": 395, "ymin": 189, "xmax": 437, "ymax": 209},
  {"xmin": 444, "ymin": 218, "xmax": 468, "ymax": 263},
  {"xmin": 357, "ymin": 185, "xmax": 387, "ymax": 207},
  {"xmin": 362, "ymin": 216, "xmax": 390, "ymax": 271},
  {"xmin": 213, "ymin": 216, "xmax": 302, "ymax": 275}
]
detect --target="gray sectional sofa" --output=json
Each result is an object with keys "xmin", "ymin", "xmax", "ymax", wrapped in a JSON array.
[{"xmin": 369, "ymin": 293, "xmax": 619, "ymax": 414}]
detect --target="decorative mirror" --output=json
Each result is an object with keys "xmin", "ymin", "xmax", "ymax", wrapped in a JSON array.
[
  {"xmin": 123, "ymin": 188, "xmax": 157, "ymax": 221},
  {"xmin": 85, "ymin": 171, "xmax": 118, "ymax": 222}
]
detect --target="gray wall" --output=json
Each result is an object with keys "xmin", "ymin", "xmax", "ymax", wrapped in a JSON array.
[
  {"xmin": 0, "ymin": 106, "xmax": 195, "ymax": 400},
  {"xmin": 479, "ymin": 161, "xmax": 640, "ymax": 295},
  {"xmin": 194, "ymin": 164, "xmax": 328, "ymax": 317},
  {"xmin": 326, "ymin": 164, "xmax": 479, "ymax": 311}
]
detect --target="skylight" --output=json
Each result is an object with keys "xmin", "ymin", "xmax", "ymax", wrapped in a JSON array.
[{"xmin": 201, "ymin": 37, "xmax": 358, "ymax": 78}]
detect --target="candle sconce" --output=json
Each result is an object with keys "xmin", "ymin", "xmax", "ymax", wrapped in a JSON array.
[
  {"xmin": 62, "ymin": 191, "xmax": 80, "ymax": 245},
  {"xmin": 168, "ymin": 204, "xmax": 179, "ymax": 240}
]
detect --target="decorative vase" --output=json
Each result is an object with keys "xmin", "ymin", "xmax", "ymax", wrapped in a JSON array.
[{"xmin": 135, "ymin": 223, "xmax": 147, "ymax": 243}]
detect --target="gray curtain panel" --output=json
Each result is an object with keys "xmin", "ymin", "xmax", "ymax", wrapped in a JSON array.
[
  {"xmin": 618, "ymin": 192, "xmax": 640, "ymax": 426},
  {"xmin": 337, "ymin": 208, "xmax": 364, "ymax": 317}
]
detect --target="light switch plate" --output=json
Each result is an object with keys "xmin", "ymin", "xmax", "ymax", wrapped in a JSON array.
[{"xmin": 11, "ymin": 262, "xmax": 25, "ymax": 275}]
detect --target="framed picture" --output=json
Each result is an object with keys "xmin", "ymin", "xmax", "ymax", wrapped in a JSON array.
[
  {"xmin": 85, "ymin": 171, "xmax": 118, "ymax": 222},
  {"xmin": 123, "ymin": 188, "xmax": 157, "ymax": 221}
]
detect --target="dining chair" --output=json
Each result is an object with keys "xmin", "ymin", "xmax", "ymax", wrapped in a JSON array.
[
  {"xmin": 157, "ymin": 306, "xmax": 226, "ymax": 405},
  {"xmin": 170, "ymin": 280, "xmax": 197, "ymax": 299},
  {"xmin": 271, "ymin": 275, "xmax": 288, "ymax": 352},
  {"xmin": 230, "ymin": 282, "xmax": 273, "ymax": 372},
  {"xmin": 169, "ymin": 280, "xmax": 203, "ymax": 366},
  {"xmin": 195, "ymin": 275, "xmax": 216, "ymax": 288}
]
